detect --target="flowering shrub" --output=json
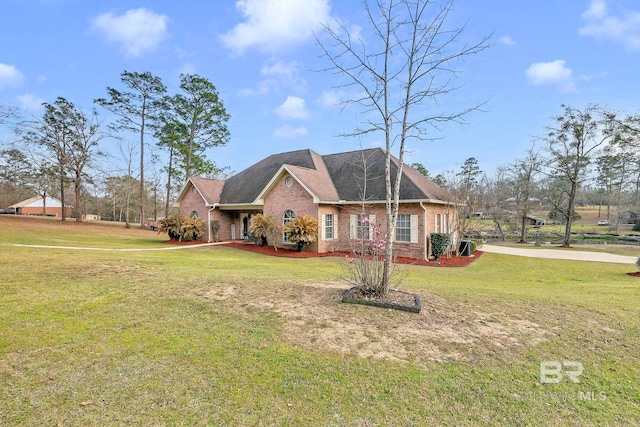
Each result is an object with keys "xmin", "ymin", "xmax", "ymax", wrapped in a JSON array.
[{"xmin": 344, "ymin": 217, "xmax": 399, "ymax": 297}]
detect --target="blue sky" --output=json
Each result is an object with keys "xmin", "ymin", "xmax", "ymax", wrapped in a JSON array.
[{"xmin": 1, "ymin": 0, "xmax": 640, "ymax": 178}]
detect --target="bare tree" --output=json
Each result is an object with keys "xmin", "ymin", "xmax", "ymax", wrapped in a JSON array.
[
  {"xmin": 317, "ymin": 0, "xmax": 490, "ymax": 295},
  {"xmin": 115, "ymin": 140, "xmax": 138, "ymax": 227},
  {"xmin": 0, "ymin": 104, "xmax": 19, "ymax": 126},
  {"xmin": 64, "ymin": 104, "xmax": 105, "ymax": 222},
  {"xmin": 507, "ymin": 146, "xmax": 543, "ymax": 243},
  {"xmin": 543, "ymin": 104, "xmax": 613, "ymax": 246}
]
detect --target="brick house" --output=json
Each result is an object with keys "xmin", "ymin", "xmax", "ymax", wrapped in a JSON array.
[
  {"xmin": 176, "ymin": 148, "xmax": 459, "ymax": 260},
  {"xmin": 9, "ymin": 196, "xmax": 73, "ymax": 217}
]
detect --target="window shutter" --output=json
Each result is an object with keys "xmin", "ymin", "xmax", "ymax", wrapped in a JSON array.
[
  {"xmin": 350, "ymin": 215, "xmax": 357, "ymax": 239},
  {"xmin": 321, "ymin": 214, "xmax": 326, "ymax": 241},
  {"xmin": 333, "ymin": 214, "xmax": 338, "ymax": 240},
  {"xmin": 410, "ymin": 214, "xmax": 419, "ymax": 243},
  {"xmin": 369, "ymin": 214, "xmax": 376, "ymax": 238}
]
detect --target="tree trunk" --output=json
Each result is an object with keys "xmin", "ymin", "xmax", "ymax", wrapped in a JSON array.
[
  {"xmin": 563, "ymin": 180, "xmax": 578, "ymax": 247},
  {"xmin": 60, "ymin": 174, "xmax": 66, "ymax": 221},
  {"xmin": 125, "ymin": 186, "xmax": 130, "ymax": 228},
  {"xmin": 519, "ymin": 213, "xmax": 527, "ymax": 243},
  {"xmin": 139, "ymin": 101, "xmax": 146, "ymax": 229},
  {"xmin": 165, "ymin": 146, "xmax": 174, "ymax": 218},
  {"xmin": 186, "ymin": 124, "xmax": 195, "ymax": 180},
  {"xmin": 74, "ymin": 172, "xmax": 82, "ymax": 222}
]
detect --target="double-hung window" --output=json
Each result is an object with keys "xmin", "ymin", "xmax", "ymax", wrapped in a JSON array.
[
  {"xmin": 396, "ymin": 214, "xmax": 418, "ymax": 243},
  {"xmin": 396, "ymin": 214, "xmax": 411, "ymax": 242},
  {"xmin": 321, "ymin": 214, "xmax": 337, "ymax": 240}
]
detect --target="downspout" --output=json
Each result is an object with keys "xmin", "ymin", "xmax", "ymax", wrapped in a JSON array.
[
  {"xmin": 207, "ymin": 205, "xmax": 216, "ymax": 243},
  {"xmin": 420, "ymin": 202, "xmax": 428, "ymax": 261}
]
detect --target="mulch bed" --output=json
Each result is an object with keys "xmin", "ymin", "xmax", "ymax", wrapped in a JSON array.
[
  {"xmin": 164, "ymin": 239, "xmax": 208, "ymax": 245},
  {"xmin": 220, "ymin": 241, "xmax": 482, "ymax": 267},
  {"xmin": 626, "ymin": 272, "xmax": 640, "ymax": 277}
]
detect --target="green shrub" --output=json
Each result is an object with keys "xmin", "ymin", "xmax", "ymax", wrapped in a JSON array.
[
  {"xmin": 430, "ymin": 233, "xmax": 451, "ymax": 261},
  {"xmin": 470, "ymin": 240, "xmax": 477, "ymax": 252}
]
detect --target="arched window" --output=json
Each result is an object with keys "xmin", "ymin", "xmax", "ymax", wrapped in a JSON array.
[
  {"xmin": 283, "ymin": 210, "xmax": 295, "ymax": 244},
  {"xmin": 191, "ymin": 210, "xmax": 199, "ymax": 218}
]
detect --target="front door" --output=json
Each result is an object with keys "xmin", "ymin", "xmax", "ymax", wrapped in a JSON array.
[
  {"xmin": 240, "ymin": 213, "xmax": 254, "ymax": 240},
  {"xmin": 242, "ymin": 215, "xmax": 249, "ymax": 239}
]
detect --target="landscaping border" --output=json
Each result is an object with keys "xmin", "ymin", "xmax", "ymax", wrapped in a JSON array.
[{"xmin": 341, "ymin": 286, "xmax": 422, "ymax": 313}]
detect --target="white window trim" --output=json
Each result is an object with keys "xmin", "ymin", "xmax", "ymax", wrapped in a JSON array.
[
  {"xmin": 321, "ymin": 214, "xmax": 338, "ymax": 241},
  {"xmin": 395, "ymin": 214, "xmax": 419, "ymax": 243}
]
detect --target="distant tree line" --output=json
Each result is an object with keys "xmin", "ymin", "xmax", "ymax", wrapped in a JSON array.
[
  {"xmin": 409, "ymin": 104, "xmax": 640, "ymax": 246},
  {"xmin": 0, "ymin": 70, "xmax": 229, "ymax": 226}
]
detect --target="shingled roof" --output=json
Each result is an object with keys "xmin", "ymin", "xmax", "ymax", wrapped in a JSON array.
[
  {"xmin": 219, "ymin": 149, "xmax": 316, "ymax": 204},
  {"xmin": 181, "ymin": 148, "xmax": 452, "ymax": 207}
]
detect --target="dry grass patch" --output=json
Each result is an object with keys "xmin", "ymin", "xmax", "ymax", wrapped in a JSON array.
[{"xmin": 187, "ymin": 280, "xmax": 552, "ymax": 364}]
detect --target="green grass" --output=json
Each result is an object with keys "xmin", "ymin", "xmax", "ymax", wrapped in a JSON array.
[{"xmin": 0, "ymin": 216, "xmax": 639, "ymax": 425}]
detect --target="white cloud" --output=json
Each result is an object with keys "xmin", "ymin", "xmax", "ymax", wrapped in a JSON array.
[
  {"xmin": 581, "ymin": 0, "xmax": 607, "ymax": 20},
  {"xmin": 220, "ymin": 0, "xmax": 332, "ymax": 54},
  {"xmin": 17, "ymin": 94, "xmax": 45, "ymax": 112},
  {"xmin": 274, "ymin": 96, "xmax": 310, "ymax": 120},
  {"xmin": 0, "ymin": 63, "xmax": 25, "ymax": 89},
  {"xmin": 240, "ymin": 60, "xmax": 307, "ymax": 96},
  {"xmin": 261, "ymin": 61, "xmax": 307, "ymax": 93},
  {"xmin": 91, "ymin": 8, "xmax": 168, "ymax": 57},
  {"xmin": 525, "ymin": 60, "xmax": 576, "ymax": 93},
  {"xmin": 578, "ymin": 71, "xmax": 609, "ymax": 82},
  {"xmin": 317, "ymin": 90, "xmax": 343, "ymax": 108},
  {"xmin": 579, "ymin": 0, "xmax": 640, "ymax": 50},
  {"xmin": 274, "ymin": 125, "xmax": 308, "ymax": 139},
  {"xmin": 239, "ymin": 80, "xmax": 277, "ymax": 97},
  {"xmin": 498, "ymin": 35, "xmax": 516, "ymax": 46},
  {"xmin": 178, "ymin": 62, "xmax": 197, "ymax": 76}
]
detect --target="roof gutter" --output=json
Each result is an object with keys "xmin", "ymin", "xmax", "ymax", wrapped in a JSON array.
[{"xmin": 328, "ymin": 198, "xmax": 457, "ymax": 206}]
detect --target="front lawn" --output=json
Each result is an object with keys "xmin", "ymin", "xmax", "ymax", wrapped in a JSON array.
[{"xmin": 0, "ymin": 216, "xmax": 638, "ymax": 425}]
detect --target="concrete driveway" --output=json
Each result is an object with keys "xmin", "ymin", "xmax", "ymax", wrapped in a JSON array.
[{"xmin": 480, "ymin": 244, "xmax": 637, "ymax": 264}]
